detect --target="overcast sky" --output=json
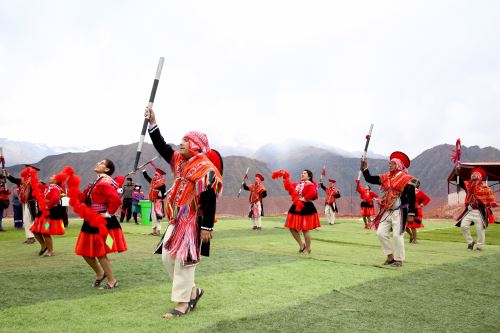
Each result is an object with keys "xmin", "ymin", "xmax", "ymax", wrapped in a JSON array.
[{"xmin": 1, "ymin": 0, "xmax": 499, "ymax": 159}]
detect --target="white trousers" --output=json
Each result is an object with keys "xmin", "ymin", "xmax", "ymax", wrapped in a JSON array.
[
  {"xmin": 376, "ymin": 209, "xmax": 405, "ymax": 261},
  {"xmin": 22, "ymin": 203, "xmax": 34, "ymax": 239},
  {"xmin": 161, "ymin": 224, "xmax": 196, "ymax": 303},
  {"xmin": 324, "ymin": 204, "xmax": 336, "ymax": 225},
  {"xmin": 151, "ymin": 207, "xmax": 162, "ymax": 231},
  {"xmin": 461, "ymin": 209, "xmax": 486, "ymax": 249},
  {"xmin": 250, "ymin": 202, "xmax": 262, "ymax": 228}
]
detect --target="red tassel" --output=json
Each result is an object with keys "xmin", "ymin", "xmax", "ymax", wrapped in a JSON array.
[
  {"xmin": 59, "ymin": 166, "xmax": 108, "ymax": 236},
  {"xmin": 114, "ymin": 175, "xmax": 125, "ymax": 188},
  {"xmin": 272, "ymin": 169, "xmax": 303, "ymax": 212}
]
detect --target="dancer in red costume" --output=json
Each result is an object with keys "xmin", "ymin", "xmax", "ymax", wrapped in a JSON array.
[
  {"xmin": 319, "ymin": 179, "xmax": 340, "ymax": 225},
  {"xmin": 145, "ymin": 107, "xmax": 223, "ymax": 318},
  {"xmin": 30, "ymin": 175, "xmax": 66, "ymax": 257},
  {"xmin": 0, "ymin": 176, "xmax": 11, "ymax": 232},
  {"xmin": 361, "ymin": 151, "xmax": 417, "ymax": 267},
  {"xmin": 455, "ymin": 167, "xmax": 497, "ymax": 251},
  {"xmin": 406, "ymin": 180, "xmax": 430, "ymax": 244},
  {"xmin": 73, "ymin": 159, "xmax": 127, "ymax": 289},
  {"xmin": 242, "ymin": 173, "xmax": 267, "ymax": 230},
  {"xmin": 355, "ymin": 179, "xmax": 378, "ymax": 229},
  {"xmin": 142, "ymin": 167, "xmax": 167, "ymax": 236},
  {"xmin": 5, "ymin": 165, "xmax": 40, "ymax": 244},
  {"xmin": 273, "ymin": 169, "xmax": 320, "ymax": 254}
]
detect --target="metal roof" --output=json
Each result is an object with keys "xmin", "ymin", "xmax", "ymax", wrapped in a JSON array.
[{"xmin": 447, "ymin": 162, "xmax": 500, "ymax": 182}]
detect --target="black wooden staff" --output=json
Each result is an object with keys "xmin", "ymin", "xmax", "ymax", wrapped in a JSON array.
[
  {"xmin": 0, "ymin": 147, "xmax": 7, "ymax": 191},
  {"xmin": 357, "ymin": 124, "xmax": 374, "ymax": 180},
  {"xmin": 125, "ymin": 156, "xmax": 159, "ymax": 177},
  {"xmin": 237, "ymin": 167, "xmax": 250, "ymax": 198},
  {"xmin": 134, "ymin": 57, "xmax": 165, "ymax": 171}
]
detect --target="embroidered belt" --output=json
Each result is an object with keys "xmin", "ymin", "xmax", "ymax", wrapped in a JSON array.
[{"xmin": 90, "ymin": 203, "xmax": 107, "ymax": 213}]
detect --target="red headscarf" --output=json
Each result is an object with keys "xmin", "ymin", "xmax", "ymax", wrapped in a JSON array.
[
  {"xmin": 471, "ymin": 167, "xmax": 487, "ymax": 181},
  {"xmin": 184, "ymin": 131, "xmax": 210, "ymax": 155},
  {"xmin": 391, "ymin": 158, "xmax": 407, "ymax": 174}
]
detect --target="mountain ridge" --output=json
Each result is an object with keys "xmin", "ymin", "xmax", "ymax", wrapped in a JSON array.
[{"xmin": 3, "ymin": 142, "xmax": 499, "ymax": 199}]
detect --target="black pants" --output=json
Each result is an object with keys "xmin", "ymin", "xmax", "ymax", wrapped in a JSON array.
[
  {"xmin": 120, "ymin": 198, "xmax": 133, "ymax": 222},
  {"xmin": 63, "ymin": 207, "xmax": 69, "ymax": 227}
]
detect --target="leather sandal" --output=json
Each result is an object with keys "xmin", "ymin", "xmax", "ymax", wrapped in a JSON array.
[
  {"xmin": 189, "ymin": 288, "xmax": 204, "ymax": 311},
  {"xmin": 383, "ymin": 258, "xmax": 395, "ymax": 265},
  {"xmin": 163, "ymin": 305, "xmax": 191, "ymax": 318},
  {"xmin": 100, "ymin": 281, "xmax": 119, "ymax": 290},
  {"xmin": 38, "ymin": 247, "xmax": 48, "ymax": 256},
  {"xmin": 92, "ymin": 274, "xmax": 107, "ymax": 287}
]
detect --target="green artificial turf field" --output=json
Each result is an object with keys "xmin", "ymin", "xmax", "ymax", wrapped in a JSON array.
[{"xmin": 0, "ymin": 217, "xmax": 498, "ymax": 332}]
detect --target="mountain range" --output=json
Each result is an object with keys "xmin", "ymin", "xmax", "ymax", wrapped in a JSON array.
[
  {"xmin": 3, "ymin": 141, "xmax": 499, "ymax": 199},
  {"xmin": 2, "ymin": 138, "xmax": 384, "ymax": 166},
  {"xmin": 0, "ymin": 138, "xmax": 89, "ymax": 166}
]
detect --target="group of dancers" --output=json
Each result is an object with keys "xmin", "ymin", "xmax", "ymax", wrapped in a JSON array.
[
  {"xmin": 241, "ymin": 150, "xmax": 497, "ymax": 268},
  {"xmin": 0, "ymin": 106, "xmax": 497, "ymax": 318}
]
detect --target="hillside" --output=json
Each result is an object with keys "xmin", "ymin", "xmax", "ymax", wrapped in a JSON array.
[
  {"xmin": 3, "ymin": 142, "xmax": 499, "ymax": 217},
  {"xmin": 5, "ymin": 146, "xmax": 289, "ymax": 197}
]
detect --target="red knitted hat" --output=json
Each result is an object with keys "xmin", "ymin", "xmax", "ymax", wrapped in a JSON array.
[
  {"xmin": 389, "ymin": 151, "xmax": 410, "ymax": 168},
  {"xmin": 471, "ymin": 167, "xmax": 486, "ymax": 181}
]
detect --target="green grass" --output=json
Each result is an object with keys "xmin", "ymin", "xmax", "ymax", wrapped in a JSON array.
[
  {"xmin": 0, "ymin": 217, "xmax": 499, "ymax": 332},
  {"xmin": 419, "ymin": 219, "xmax": 500, "ymax": 245}
]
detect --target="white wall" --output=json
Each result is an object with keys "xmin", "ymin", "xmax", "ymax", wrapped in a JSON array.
[{"xmin": 448, "ymin": 190, "xmax": 466, "ymax": 205}]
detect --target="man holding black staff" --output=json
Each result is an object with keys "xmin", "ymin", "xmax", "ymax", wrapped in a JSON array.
[
  {"xmin": 360, "ymin": 152, "xmax": 417, "ymax": 267},
  {"xmin": 145, "ymin": 107, "xmax": 223, "ymax": 318},
  {"xmin": 242, "ymin": 173, "xmax": 267, "ymax": 230},
  {"xmin": 319, "ymin": 179, "xmax": 340, "ymax": 225}
]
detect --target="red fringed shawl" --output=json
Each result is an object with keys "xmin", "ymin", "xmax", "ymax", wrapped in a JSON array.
[
  {"xmin": 378, "ymin": 171, "xmax": 414, "ymax": 209},
  {"xmin": 164, "ymin": 152, "xmax": 223, "ymax": 262},
  {"xmin": 247, "ymin": 182, "xmax": 266, "ymax": 203},
  {"xmin": 465, "ymin": 180, "xmax": 496, "ymax": 208}
]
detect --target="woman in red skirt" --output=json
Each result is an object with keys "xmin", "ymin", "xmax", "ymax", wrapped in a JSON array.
[
  {"xmin": 30, "ymin": 175, "xmax": 66, "ymax": 256},
  {"xmin": 406, "ymin": 180, "xmax": 430, "ymax": 244},
  {"xmin": 355, "ymin": 179, "xmax": 378, "ymax": 229},
  {"xmin": 74, "ymin": 159, "xmax": 127, "ymax": 289},
  {"xmin": 273, "ymin": 169, "xmax": 320, "ymax": 254}
]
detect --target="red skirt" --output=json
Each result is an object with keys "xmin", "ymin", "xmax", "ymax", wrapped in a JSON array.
[
  {"xmin": 75, "ymin": 216, "xmax": 127, "ymax": 257},
  {"xmin": 407, "ymin": 216, "xmax": 424, "ymax": 229},
  {"xmin": 407, "ymin": 207, "xmax": 425, "ymax": 229},
  {"xmin": 30, "ymin": 216, "xmax": 44, "ymax": 233},
  {"xmin": 31, "ymin": 206, "xmax": 66, "ymax": 235},
  {"xmin": 30, "ymin": 216, "xmax": 65, "ymax": 235},
  {"xmin": 40, "ymin": 218, "xmax": 65, "ymax": 235},
  {"xmin": 407, "ymin": 222, "xmax": 424, "ymax": 229},
  {"xmin": 285, "ymin": 213, "xmax": 320, "ymax": 230},
  {"xmin": 285, "ymin": 202, "xmax": 320, "ymax": 231},
  {"xmin": 361, "ymin": 206, "xmax": 375, "ymax": 217}
]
